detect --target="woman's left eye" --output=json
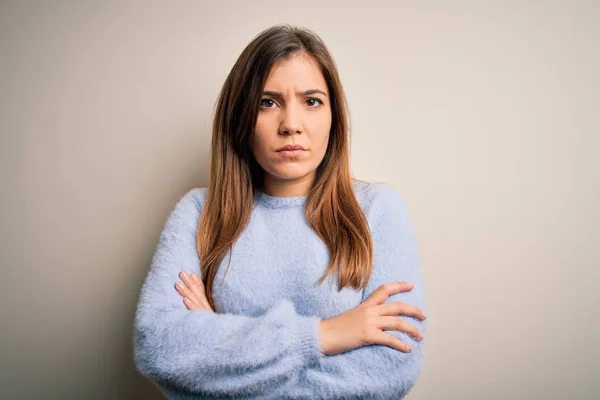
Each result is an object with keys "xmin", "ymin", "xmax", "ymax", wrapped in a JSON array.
[{"xmin": 306, "ymin": 98, "xmax": 323, "ymax": 107}]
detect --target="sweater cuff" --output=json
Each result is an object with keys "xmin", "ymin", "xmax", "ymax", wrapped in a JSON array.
[{"xmin": 293, "ymin": 316, "xmax": 323, "ymax": 367}]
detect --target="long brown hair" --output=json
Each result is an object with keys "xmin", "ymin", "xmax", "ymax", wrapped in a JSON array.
[{"xmin": 198, "ymin": 24, "xmax": 373, "ymax": 310}]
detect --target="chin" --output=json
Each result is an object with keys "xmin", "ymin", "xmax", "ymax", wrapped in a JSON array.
[{"xmin": 267, "ymin": 165, "xmax": 314, "ymax": 181}]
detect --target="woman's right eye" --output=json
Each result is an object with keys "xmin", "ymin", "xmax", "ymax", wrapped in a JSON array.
[{"xmin": 260, "ymin": 98, "xmax": 277, "ymax": 108}]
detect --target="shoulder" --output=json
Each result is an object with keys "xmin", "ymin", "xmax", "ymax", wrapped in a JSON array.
[
  {"xmin": 162, "ymin": 186, "xmax": 209, "ymax": 231},
  {"xmin": 175, "ymin": 186, "xmax": 209, "ymax": 213},
  {"xmin": 353, "ymin": 181, "xmax": 417, "ymax": 254},
  {"xmin": 352, "ymin": 179, "xmax": 409, "ymax": 222}
]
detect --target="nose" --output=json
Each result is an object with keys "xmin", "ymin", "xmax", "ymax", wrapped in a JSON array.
[{"xmin": 279, "ymin": 104, "xmax": 303, "ymax": 135}]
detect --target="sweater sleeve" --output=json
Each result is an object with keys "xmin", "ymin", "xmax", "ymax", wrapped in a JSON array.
[
  {"xmin": 133, "ymin": 188, "xmax": 323, "ymax": 398},
  {"xmin": 286, "ymin": 184, "xmax": 428, "ymax": 400}
]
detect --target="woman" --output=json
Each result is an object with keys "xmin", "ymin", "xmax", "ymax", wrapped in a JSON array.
[{"xmin": 134, "ymin": 24, "xmax": 427, "ymax": 400}]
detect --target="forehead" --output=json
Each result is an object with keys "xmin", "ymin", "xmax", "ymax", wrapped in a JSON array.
[{"xmin": 264, "ymin": 53, "xmax": 327, "ymax": 91}]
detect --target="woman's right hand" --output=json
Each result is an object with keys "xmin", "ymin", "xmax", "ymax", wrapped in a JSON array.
[{"xmin": 318, "ymin": 281, "xmax": 426, "ymax": 356}]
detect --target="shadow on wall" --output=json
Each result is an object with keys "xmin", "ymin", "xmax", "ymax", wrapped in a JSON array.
[
  {"xmin": 116, "ymin": 253, "xmax": 165, "ymax": 400},
  {"xmin": 118, "ymin": 360, "xmax": 164, "ymax": 400}
]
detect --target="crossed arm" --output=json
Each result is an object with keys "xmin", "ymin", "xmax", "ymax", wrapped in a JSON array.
[{"xmin": 134, "ymin": 185, "xmax": 427, "ymax": 399}]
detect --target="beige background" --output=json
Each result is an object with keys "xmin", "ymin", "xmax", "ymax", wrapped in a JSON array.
[{"xmin": 1, "ymin": 1, "xmax": 598, "ymax": 399}]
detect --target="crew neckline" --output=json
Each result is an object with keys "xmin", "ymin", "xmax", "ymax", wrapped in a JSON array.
[{"xmin": 255, "ymin": 189, "xmax": 308, "ymax": 209}]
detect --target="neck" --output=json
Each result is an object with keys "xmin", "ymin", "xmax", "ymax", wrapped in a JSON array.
[{"xmin": 262, "ymin": 172, "xmax": 315, "ymax": 197}]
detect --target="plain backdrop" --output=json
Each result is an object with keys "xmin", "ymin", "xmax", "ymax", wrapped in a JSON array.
[{"xmin": 1, "ymin": 1, "xmax": 598, "ymax": 399}]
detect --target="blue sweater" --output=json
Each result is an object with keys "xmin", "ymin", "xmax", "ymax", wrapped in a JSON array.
[{"xmin": 133, "ymin": 181, "xmax": 427, "ymax": 399}]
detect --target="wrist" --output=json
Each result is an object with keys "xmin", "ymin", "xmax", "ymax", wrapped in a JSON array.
[{"xmin": 318, "ymin": 319, "xmax": 332, "ymax": 356}]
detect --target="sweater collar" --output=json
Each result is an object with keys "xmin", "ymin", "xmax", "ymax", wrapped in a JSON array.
[{"xmin": 255, "ymin": 189, "xmax": 308, "ymax": 209}]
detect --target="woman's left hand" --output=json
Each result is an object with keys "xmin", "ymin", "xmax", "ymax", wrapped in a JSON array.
[{"xmin": 175, "ymin": 270, "xmax": 214, "ymax": 312}]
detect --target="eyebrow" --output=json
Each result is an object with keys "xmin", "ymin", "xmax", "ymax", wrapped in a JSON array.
[{"xmin": 262, "ymin": 89, "xmax": 328, "ymax": 98}]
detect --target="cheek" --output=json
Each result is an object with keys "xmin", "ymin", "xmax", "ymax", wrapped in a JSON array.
[
  {"xmin": 253, "ymin": 118, "xmax": 270, "ymax": 151},
  {"xmin": 312, "ymin": 117, "xmax": 332, "ymax": 151},
  {"xmin": 251, "ymin": 131, "xmax": 271, "ymax": 164}
]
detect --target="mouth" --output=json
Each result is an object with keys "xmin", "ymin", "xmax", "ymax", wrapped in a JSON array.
[
  {"xmin": 276, "ymin": 144, "xmax": 307, "ymax": 159},
  {"xmin": 276, "ymin": 144, "xmax": 307, "ymax": 152}
]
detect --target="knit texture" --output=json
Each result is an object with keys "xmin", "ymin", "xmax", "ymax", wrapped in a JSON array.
[{"xmin": 133, "ymin": 180, "xmax": 427, "ymax": 399}]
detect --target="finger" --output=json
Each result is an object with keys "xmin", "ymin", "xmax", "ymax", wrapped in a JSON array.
[
  {"xmin": 175, "ymin": 281, "xmax": 202, "ymax": 305},
  {"xmin": 179, "ymin": 271, "xmax": 205, "ymax": 300},
  {"xmin": 363, "ymin": 282, "xmax": 415, "ymax": 306},
  {"xmin": 178, "ymin": 271, "xmax": 213, "ymax": 312},
  {"xmin": 377, "ymin": 302, "xmax": 427, "ymax": 321},
  {"xmin": 183, "ymin": 274, "xmax": 205, "ymax": 297},
  {"xmin": 191, "ymin": 272, "xmax": 204, "ymax": 287},
  {"xmin": 185, "ymin": 294, "xmax": 213, "ymax": 313},
  {"xmin": 174, "ymin": 281, "xmax": 187, "ymax": 297},
  {"xmin": 181, "ymin": 290, "xmax": 208, "ymax": 311},
  {"xmin": 377, "ymin": 316, "xmax": 423, "ymax": 341},
  {"xmin": 372, "ymin": 331, "xmax": 412, "ymax": 353},
  {"xmin": 183, "ymin": 296, "xmax": 200, "ymax": 311},
  {"xmin": 179, "ymin": 271, "xmax": 195, "ymax": 288}
]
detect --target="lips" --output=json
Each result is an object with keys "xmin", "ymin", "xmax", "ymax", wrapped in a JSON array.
[{"xmin": 276, "ymin": 144, "xmax": 306, "ymax": 152}]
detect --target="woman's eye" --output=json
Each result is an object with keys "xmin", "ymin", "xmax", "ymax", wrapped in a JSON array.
[
  {"xmin": 260, "ymin": 98, "xmax": 323, "ymax": 108},
  {"xmin": 260, "ymin": 99, "xmax": 276, "ymax": 108},
  {"xmin": 306, "ymin": 98, "xmax": 323, "ymax": 108}
]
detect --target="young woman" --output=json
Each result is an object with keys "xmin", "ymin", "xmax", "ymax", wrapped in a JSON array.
[{"xmin": 134, "ymin": 24, "xmax": 427, "ymax": 400}]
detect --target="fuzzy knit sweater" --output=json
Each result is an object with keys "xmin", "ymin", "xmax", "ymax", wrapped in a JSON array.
[{"xmin": 133, "ymin": 181, "xmax": 427, "ymax": 400}]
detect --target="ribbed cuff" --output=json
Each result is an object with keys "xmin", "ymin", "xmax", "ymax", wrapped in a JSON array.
[{"xmin": 293, "ymin": 316, "xmax": 324, "ymax": 367}]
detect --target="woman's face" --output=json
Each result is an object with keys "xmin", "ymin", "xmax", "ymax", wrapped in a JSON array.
[{"xmin": 252, "ymin": 53, "xmax": 332, "ymax": 194}]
